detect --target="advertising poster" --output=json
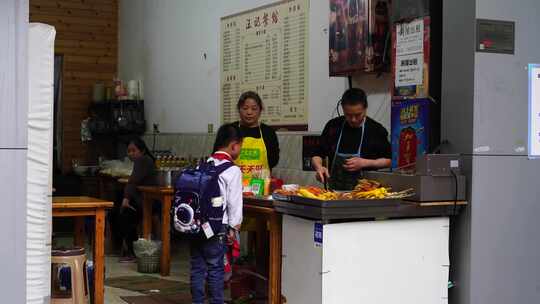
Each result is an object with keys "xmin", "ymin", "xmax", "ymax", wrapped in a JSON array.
[
  {"xmin": 329, "ymin": 0, "xmax": 369, "ymax": 76},
  {"xmin": 366, "ymin": 0, "xmax": 392, "ymax": 72},
  {"xmin": 391, "ymin": 99, "xmax": 430, "ymax": 169},
  {"xmin": 329, "ymin": 0, "xmax": 392, "ymax": 75}
]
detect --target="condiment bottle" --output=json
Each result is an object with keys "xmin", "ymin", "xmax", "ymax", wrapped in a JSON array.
[
  {"xmin": 263, "ymin": 169, "xmax": 271, "ymax": 195},
  {"xmin": 155, "ymin": 156, "xmax": 162, "ymax": 170}
]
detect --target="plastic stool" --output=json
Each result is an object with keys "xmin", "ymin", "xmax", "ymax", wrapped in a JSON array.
[{"xmin": 51, "ymin": 247, "xmax": 89, "ymax": 304}]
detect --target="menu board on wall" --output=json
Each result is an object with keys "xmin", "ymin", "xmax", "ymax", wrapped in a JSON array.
[{"xmin": 220, "ymin": 0, "xmax": 309, "ymax": 131}]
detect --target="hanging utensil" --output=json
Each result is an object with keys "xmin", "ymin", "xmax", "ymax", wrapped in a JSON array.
[{"xmin": 117, "ymin": 101, "xmax": 128, "ymax": 129}]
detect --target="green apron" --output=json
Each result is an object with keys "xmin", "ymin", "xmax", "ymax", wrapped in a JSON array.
[{"xmin": 329, "ymin": 120, "xmax": 366, "ymax": 191}]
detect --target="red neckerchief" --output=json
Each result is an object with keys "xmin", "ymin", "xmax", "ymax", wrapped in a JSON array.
[{"xmin": 212, "ymin": 151, "xmax": 233, "ymax": 162}]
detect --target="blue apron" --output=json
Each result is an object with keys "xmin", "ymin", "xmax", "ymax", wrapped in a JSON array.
[{"xmin": 329, "ymin": 119, "xmax": 366, "ymax": 191}]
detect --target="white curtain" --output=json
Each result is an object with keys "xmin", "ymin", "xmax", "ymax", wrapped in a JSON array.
[{"xmin": 26, "ymin": 23, "xmax": 55, "ymax": 304}]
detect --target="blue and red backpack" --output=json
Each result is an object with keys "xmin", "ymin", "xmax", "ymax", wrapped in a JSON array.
[{"xmin": 172, "ymin": 160, "xmax": 233, "ymax": 236}]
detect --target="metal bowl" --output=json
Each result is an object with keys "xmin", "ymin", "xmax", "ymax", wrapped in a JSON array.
[{"xmin": 73, "ymin": 165, "xmax": 100, "ymax": 176}]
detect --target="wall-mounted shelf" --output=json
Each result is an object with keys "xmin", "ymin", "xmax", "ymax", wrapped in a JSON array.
[{"xmin": 88, "ymin": 100, "xmax": 146, "ymax": 135}]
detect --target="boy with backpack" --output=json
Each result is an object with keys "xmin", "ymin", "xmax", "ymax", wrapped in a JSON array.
[{"xmin": 172, "ymin": 123, "xmax": 243, "ymax": 304}]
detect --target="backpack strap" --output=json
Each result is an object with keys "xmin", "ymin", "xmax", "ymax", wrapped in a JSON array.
[
  {"xmin": 197, "ymin": 161, "xmax": 235, "ymax": 194},
  {"xmin": 214, "ymin": 161, "xmax": 235, "ymax": 175},
  {"xmin": 198, "ymin": 160, "xmax": 234, "ymax": 174}
]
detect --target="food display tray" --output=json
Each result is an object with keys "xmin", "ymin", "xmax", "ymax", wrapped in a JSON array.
[
  {"xmin": 274, "ymin": 195, "xmax": 409, "ymax": 221},
  {"xmin": 273, "ymin": 199, "xmax": 464, "ymax": 221},
  {"xmin": 273, "ymin": 199, "xmax": 403, "ymax": 221},
  {"xmin": 271, "ymin": 193, "xmax": 291, "ymax": 201},
  {"xmin": 289, "ymin": 195, "xmax": 402, "ymax": 208}
]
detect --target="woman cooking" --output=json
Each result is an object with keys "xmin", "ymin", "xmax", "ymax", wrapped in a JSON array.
[
  {"xmin": 234, "ymin": 91, "xmax": 280, "ymax": 178},
  {"xmin": 311, "ymin": 88, "xmax": 391, "ymax": 190}
]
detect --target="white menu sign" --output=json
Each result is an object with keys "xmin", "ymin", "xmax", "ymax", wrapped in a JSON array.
[
  {"xmin": 395, "ymin": 18, "xmax": 424, "ymax": 87},
  {"xmin": 396, "ymin": 18, "xmax": 424, "ymax": 56},
  {"xmin": 529, "ymin": 64, "xmax": 540, "ymax": 158},
  {"xmin": 396, "ymin": 53, "xmax": 423, "ymax": 87}
]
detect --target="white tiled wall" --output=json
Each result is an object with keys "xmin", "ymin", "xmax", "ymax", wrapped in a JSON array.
[{"xmin": 143, "ymin": 133, "xmax": 319, "ymax": 186}]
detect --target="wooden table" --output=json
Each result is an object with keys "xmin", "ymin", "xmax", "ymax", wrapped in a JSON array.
[
  {"xmin": 138, "ymin": 186, "xmax": 174, "ymax": 276},
  {"xmin": 243, "ymin": 197, "xmax": 283, "ymax": 304},
  {"xmin": 52, "ymin": 196, "xmax": 113, "ymax": 304}
]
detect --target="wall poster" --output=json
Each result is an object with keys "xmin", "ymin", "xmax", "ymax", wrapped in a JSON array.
[
  {"xmin": 391, "ymin": 99, "xmax": 430, "ymax": 169},
  {"xmin": 392, "ymin": 16, "xmax": 430, "ymax": 99},
  {"xmin": 395, "ymin": 18, "xmax": 423, "ymax": 87},
  {"xmin": 329, "ymin": 0, "xmax": 369, "ymax": 76},
  {"xmin": 220, "ymin": 0, "xmax": 309, "ymax": 131},
  {"xmin": 329, "ymin": 0, "xmax": 391, "ymax": 76}
]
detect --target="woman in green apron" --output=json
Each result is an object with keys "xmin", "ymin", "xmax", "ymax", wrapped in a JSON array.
[{"xmin": 311, "ymin": 88, "xmax": 391, "ymax": 191}]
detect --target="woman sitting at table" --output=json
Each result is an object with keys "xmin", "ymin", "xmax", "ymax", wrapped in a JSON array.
[{"xmin": 119, "ymin": 137, "xmax": 158, "ymax": 262}]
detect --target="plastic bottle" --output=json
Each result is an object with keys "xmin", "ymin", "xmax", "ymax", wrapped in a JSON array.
[
  {"xmin": 263, "ymin": 169, "xmax": 271, "ymax": 195},
  {"xmin": 264, "ymin": 177, "xmax": 271, "ymax": 196}
]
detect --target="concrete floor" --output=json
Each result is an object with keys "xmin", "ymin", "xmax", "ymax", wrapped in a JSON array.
[
  {"xmin": 54, "ymin": 226, "xmax": 256, "ymax": 303},
  {"xmin": 105, "ymin": 286, "xmax": 144, "ymax": 304}
]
